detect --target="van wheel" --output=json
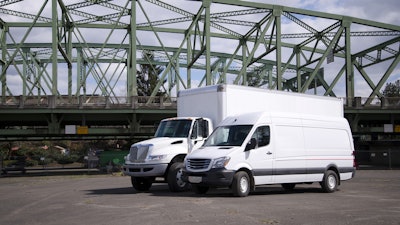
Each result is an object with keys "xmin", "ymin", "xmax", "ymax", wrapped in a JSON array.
[
  {"xmin": 281, "ymin": 183, "xmax": 296, "ymax": 190},
  {"xmin": 131, "ymin": 177, "xmax": 153, "ymax": 192},
  {"xmin": 192, "ymin": 184, "xmax": 209, "ymax": 194},
  {"xmin": 320, "ymin": 170, "xmax": 338, "ymax": 193},
  {"xmin": 167, "ymin": 162, "xmax": 189, "ymax": 192},
  {"xmin": 232, "ymin": 171, "xmax": 250, "ymax": 197}
]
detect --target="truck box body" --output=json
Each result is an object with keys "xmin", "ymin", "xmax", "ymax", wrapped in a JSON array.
[{"xmin": 178, "ymin": 84, "xmax": 343, "ymax": 127}]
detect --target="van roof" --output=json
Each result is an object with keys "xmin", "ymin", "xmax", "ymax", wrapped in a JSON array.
[{"xmin": 219, "ymin": 111, "xmax": 348, "ymax": 127}]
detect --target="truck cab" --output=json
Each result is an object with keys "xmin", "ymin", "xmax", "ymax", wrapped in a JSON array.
[{"xmin": 122, "ymin": 117, "xmax": 212, "ymax": 192}]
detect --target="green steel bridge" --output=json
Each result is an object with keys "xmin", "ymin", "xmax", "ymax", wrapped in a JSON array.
[{"xmin": 0, "ymin": 0, "xmax": 399, "ymax": 142}]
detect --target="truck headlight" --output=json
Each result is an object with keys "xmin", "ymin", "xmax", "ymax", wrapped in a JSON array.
[
  {"xmin": 212, "ymin": 156, "xmax": 230, "ymax": 169},
  {"xmin": 147, "ymin": 155, "xmax": 167, "ymax": 161}
]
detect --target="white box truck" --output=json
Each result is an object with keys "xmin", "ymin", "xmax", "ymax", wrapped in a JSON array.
[
  {"xmin": 183, "ymin": 86, "xmax": 356, "ymax": 197},
  {"xmin": 123, "ymin": 84, "xmax": 277, "ymax": 192}
]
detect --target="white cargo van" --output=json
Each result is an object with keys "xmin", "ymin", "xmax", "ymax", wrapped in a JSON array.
[
  {"xmin": 123, "ymin": 84, "xmax": 286, "ymax": 192},
  {"xmin": 183, "ymin": 93, "xmax": 356, "ymax": 197}
]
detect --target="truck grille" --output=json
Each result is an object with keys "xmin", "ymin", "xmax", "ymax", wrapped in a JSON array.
[
  {"xmin": 187, "ymin": 159, "xmax": 211, "ymax": 170},
  {"xmin": 129, "ymin": 145, "xmax": 149, "ymax": 162}
]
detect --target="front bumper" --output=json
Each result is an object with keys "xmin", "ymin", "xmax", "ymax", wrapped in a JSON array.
[
  {"xmin": 182, "ymin": 168, "xmax": 235, "ymax": 187},
  {"xmin": 122, "ymin": 163, "xmax": 168, "ymax": 177}
]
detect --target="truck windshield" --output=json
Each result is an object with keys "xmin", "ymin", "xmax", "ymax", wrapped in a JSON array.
[
  {"xmin": 154, "ymin": 119, "xmax": 192, "ymax": 138},
  {"xmin": 203, "ymin": 125, "xmax": 253, "ymax": 147}
]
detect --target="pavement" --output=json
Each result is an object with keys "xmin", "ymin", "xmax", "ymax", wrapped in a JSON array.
[{"xmin": 0, "ymin": 170, "xmax": 399, "ymax": 225}]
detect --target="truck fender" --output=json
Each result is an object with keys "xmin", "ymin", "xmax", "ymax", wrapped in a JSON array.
[
  {"xmin": 164, "ymin": 154, "xmax": 186, "ymax": 177},
  {"xmin": 159, "ymin": 145, "xmax": 189, "ymax": 163}
]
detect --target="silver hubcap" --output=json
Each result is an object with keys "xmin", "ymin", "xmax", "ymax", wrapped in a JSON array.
[
  {"xmin": 239, "ymin": 177, "xmax": 249, "ymax": 193},
  {"xmin": 176, "ymin": 168, "xmax": 186, "ymax": 187},
  {"xmin": 327, "ymin": 175, "xmax": 336, "ymax": 189}
]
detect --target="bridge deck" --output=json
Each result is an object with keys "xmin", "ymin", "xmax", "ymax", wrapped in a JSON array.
[{"xmin": 1, "ymin": 96, "xmax": 399, "ymax": 141}]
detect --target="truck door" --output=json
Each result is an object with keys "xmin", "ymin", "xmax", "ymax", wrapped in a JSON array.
[
  {"xmin": 245, "ymin": 125, "xmax": 273, "ymax": 185},
  {"xmin": 188, "ymin": 119, "xmax": 209, "ymax": 152}
]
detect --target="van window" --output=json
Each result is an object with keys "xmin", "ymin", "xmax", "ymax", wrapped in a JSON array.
[
  {"xmin": 204, "ymin": 125, "xmax": 252, "ymax": 147},
  {"xmin": 251, "ymin": 126, "xmax": 270, "ymax": 148}
]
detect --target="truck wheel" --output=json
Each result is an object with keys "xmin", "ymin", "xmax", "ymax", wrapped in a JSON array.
[
  {"xmin": 192, "ymin": 184, "xmax": 209, "ymax": 194},
  {"xmin": 320, "ymin": 170, "xmax": 338, "ymax": 193},
  {"xmin": 232, "ymin": 171, "xmax": 250, "ymax": 197},
  {"xmin": 167, "ymin": 162, "xmax": 189, "ymax": 192},
  {"xmin": 131, "ymin": 177, "xmax": 153, "ymax": 192},
  {"xmin": 281, "ymin": 183, "xmax": 296, "ymax": 190}
]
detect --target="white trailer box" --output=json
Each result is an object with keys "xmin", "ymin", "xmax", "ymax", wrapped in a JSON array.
[{"xmin": 178, "ymin": 84, "xmax": 343, "ymax": 127}]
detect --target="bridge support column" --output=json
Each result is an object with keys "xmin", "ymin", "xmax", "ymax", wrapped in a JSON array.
[
  {"xmin": 129, "ymin": 114, "xmax": 140, "ymax": 134},
  {"xmin": 48, "ymin": 113, "xmax": 61, "ymax": 135}
]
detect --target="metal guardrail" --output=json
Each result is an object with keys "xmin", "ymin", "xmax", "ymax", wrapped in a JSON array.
[
  {"xmin": 341, "ymin": 97, "xmax": 400, "ymax": 109},
  {"xmin": 0, "ymin": 95, "xmax": 177, "ymax": 109},
  {"xmin": 1, "ymin": 96, "xmax": 400, "ymax": 109}
]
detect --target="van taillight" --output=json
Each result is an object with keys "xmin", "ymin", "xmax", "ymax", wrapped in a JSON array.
[{"xmin": 352, "ymin": 151, "xmax": 358, "ymax": 169}]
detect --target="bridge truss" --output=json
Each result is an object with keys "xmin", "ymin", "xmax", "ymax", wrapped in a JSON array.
[
  {"xmin": 0, "ymin": 0, "xmax": 399, "ymax": 141},
  {"xmin": 1, "ymin": 0, "xmax": 399, "ymax": 103}
]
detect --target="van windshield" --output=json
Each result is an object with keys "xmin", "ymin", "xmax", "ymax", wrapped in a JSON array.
[
  {"xmin": 203, "ymin": 125, "xmax": 253, "ymax": 147},
  {"xmin": 155, "ymin": 119, "xmax": 192, "ymax": 138}
]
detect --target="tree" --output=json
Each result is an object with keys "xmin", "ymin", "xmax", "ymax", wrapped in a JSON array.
[
  {"xmin": 136, "ymin": 50, "xmax": 166, "ymax": 97},
  {"xmin": 382, "ymin": 80, "xmax": 400, "ymax": 97},
  {"xmin": 382, "ymin": 80, "xmax": 400, "ymax": 106},
  {"xmin": 246, "ymin": 69, "xmax": 268, "ymax": 87}
]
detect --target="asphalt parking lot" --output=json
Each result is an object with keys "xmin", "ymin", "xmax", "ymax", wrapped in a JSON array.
[{"xmin": 0, "ymin": 170, "xmax": 399, "ymax": 225}]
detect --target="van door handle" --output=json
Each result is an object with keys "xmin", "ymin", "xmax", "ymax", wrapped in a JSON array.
[{"xmin": 266, "ymin": 151, "xmax": 272, "ymax": 155}]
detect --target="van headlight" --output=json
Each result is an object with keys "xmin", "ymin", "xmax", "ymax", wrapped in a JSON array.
[{"xmin": 212, "ymin": 156, "xmax": 231, "ymax": 169}]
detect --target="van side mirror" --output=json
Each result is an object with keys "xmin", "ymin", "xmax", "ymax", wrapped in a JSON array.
[{"xmin": 245, "ymin": 138, "xmax": 257, "ymax": 151}]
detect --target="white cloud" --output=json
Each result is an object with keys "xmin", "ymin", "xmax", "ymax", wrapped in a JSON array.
[{"xmin": 1, "ymin": 0, "xmax": 399, "ymax": 98}]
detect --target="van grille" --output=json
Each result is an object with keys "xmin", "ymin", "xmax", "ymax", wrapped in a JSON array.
[
  {"xmin": 187, "ymin": 159, "xmax": 211, "ymax": 170},
  {"xmin": 129, "ymin": 145, "xmax": 149, "ymax": 162}
]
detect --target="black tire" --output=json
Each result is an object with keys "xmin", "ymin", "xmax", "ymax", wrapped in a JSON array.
[
  {"xmin": 131, "ymin": 177, "xmax": 153, "ymax": 192},
  {"xmin": 192, "ymin": 184, "xmax": 209, "ymax": 194},
  {"xmin": 232, "ymin": 171, "xmax": 250, "ymax": 197},
  {"xmin": 320, "ymin": 170, "xmax": 339, "ymax": 193},
  {"xmin": 281, "ymin": 183, "xmax": 296, "ymax": 190},
  {"xmin": 167, "ymin": 162, "xmax": 190, "ymax": 192}
]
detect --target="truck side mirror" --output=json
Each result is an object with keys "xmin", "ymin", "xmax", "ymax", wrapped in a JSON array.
[
  {"xmin": 201, "ymin": 119, "xmax": 209, "ymax": 138},
  {"xmin": 196, "ymin": 118, "xmax": 209, "ymax": 139},
  {"xmin": 245, "ymin": 138, "xmax": 257, "ymax": 151},
  {"xmin": 190, "ymin": 124, "xmax": 197, "ymax": 139}
]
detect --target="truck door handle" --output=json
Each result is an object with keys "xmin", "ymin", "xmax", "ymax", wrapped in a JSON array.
[{"xmin": 266, "ymin": 151, "xmax": 272, "ymax": 155}]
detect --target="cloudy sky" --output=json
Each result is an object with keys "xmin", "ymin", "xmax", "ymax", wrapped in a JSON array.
[
  {"xmin": 247, "ymin": 0, "xmax": 400, "ymax": 25},
  {"xmin": 1, "ymin": 0, "xmax": 399, "ymax": 98}
]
